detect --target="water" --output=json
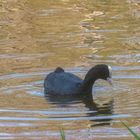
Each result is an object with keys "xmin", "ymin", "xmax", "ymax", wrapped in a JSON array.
[{"xmin": 0, "ymin": 0, "xmax": 140, "ymax": 139}]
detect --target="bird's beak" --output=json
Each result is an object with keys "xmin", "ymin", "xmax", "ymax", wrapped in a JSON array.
[{"xmin": 107, "ymin": 78, "xmax": 113, "ymax": 85}]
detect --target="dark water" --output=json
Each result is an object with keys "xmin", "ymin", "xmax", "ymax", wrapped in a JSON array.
[{"xmin": 0, "ymin": 0, "xmax": 140, "ymax": 139}]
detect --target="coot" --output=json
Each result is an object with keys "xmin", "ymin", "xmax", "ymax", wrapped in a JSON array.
[{"xmin": 44, "ymin": 64, "xmax": 112, "ymax": 95}]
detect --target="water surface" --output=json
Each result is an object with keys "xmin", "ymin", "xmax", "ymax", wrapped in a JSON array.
[{"xmin": 0, "ymin": 0, "xmax": 140, "ymax": 139}]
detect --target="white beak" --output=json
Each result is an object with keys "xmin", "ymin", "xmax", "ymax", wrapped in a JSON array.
[{"xmin": 107, "ymin": 78, "xmax": 113, "ymax": 85}]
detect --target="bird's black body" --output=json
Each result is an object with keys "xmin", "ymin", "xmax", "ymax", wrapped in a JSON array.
[{"xmin": 44, "ymin": 64, "xmax": 112, "ymax": 95}]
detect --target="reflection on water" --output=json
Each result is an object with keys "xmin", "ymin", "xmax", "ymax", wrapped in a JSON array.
[
  {"xmin": 0, "ymin": 0, "xmax": 140, "ymax": 139},
  {"xmin": 46, "ymin": 93, "xmax": 113, "ymax": 126}
]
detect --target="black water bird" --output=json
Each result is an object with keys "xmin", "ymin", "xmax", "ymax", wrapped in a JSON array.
[{"xmin": 44, "ymin": 64, "xmax": 112, "ymax": 95}]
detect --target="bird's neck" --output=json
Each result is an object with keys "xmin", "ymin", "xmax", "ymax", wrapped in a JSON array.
[
  {"xmin": 80, "ymin": 78, "xmax": 96, "ymax": 94},
  {"xmin": 80, "ymin": 68, "xmax": 98, "ymax": 94}
]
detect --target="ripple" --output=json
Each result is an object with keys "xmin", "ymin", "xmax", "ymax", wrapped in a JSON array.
[
  {"xmin": 0, "ymin": 114, "xmax": 131, "ymax": 121},
  {"xmin": 114, "ymin": 75, "xmax": 140, "ymax": 79},
  {"xmin": 86, "ymin": 53, "xmax": 140, "ymax": 65},
  {"xmin": 0, "ymin": 53, "xmax": 51, "ymax": 60},
  {"xmin": 0, "ymin": 109, "xmax": 97, "ymax": 115},
  {"xmin": 37, "ymin": 8, "xmax": 62, "ymax": 16},
  {"xmin": 0, "ymin": 83, "xmax": 43, "ymax": 94},
  {"xmin": 0, "ymin": 122, "xmax": 33, "ymax": 127},
  {"xmin": 0, "ymin": 72, "xmax": 47, "ymax": 80},
  {"xmin": 0, "ymin": 127, "xmax": 134, "ymax": 140}
]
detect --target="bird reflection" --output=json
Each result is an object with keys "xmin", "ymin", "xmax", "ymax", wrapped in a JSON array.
[
  {"xmin": 82, "ymin": 93, "xmax": 113, "ymax": 127},
  {"xmin": 44, "ymin": 92, "xmax": 113, "ymax": 127}
]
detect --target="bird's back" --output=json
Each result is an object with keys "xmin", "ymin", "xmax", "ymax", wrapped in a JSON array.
[{"xmin": 44, "ymin": 68, "xmax": 82, "ymax": 95}]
